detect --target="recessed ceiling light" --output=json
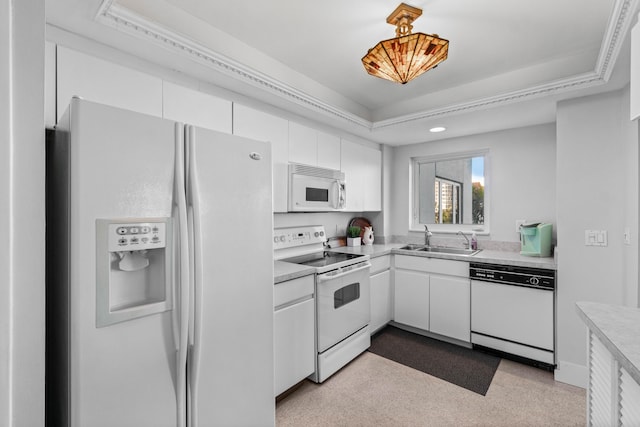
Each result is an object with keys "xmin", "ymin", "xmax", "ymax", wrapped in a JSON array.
[{"xmin": 430, "ymin": 126, "xmax": 446, "ymax": 133}]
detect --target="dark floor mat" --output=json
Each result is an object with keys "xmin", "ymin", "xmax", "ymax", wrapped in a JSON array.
[{"xmin": 369, "ymin": 326, "xmax": 500, "ymax": 395}]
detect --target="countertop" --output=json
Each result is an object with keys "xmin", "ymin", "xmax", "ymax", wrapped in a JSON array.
[
  {"xmin": 576, "ymin": 301, "xmax": 640, "ymax": 384},
  {"xmin": 274, "ymin": 243, "xmax": 556, "ymax": 283},
  {"xmin": 332, "ymin": 244, "xmax": 556, "ymax": 269},
  {"xmin": 274, "ymin": 260, "xmax": 316, "ymax": 284}
]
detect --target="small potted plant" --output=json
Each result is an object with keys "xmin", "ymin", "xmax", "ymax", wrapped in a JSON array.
[{"xmin": 347, "ymin": 226, "xmax": 362, "ymax": 247}]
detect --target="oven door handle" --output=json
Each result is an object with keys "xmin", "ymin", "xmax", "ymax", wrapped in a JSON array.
[{"xmin": 317, "ymin": 262, "xmax": 371, "ymax": 283}]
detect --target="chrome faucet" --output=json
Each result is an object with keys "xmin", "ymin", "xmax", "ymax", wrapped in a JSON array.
[
  {"xmin": 457, "ymin": 231, "xmax": 470, "ymax": 249},
  {"xmin": 424, "ymin": 225, "xmax": 433, "ymax": 247}
]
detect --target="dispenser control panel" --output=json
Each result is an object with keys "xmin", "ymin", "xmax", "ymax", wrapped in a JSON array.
[{"xmin": 107, "ymin": 222, "xmax": 167, "ymax": 251}]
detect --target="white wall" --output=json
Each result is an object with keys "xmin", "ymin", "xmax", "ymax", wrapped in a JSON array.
[
  {"xmin": 0, "ymin": 0, "xmax": 46, "ymax": 425},
  {"xmin": 555, "ymin": 87, "xmax": 639, "ymax": 387},
  {"xmin": 389, "ymin": 123, "xmax": 557, "ymax": 242}
]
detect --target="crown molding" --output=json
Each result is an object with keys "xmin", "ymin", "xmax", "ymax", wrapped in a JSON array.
[{"xmin": 96, "ymin": 0, "xmax": 638, "ymax": 133}]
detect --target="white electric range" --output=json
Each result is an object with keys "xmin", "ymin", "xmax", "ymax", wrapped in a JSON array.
[{"xmin": 274, "ymin": 225, "xmax": 371, "ymax": 383}]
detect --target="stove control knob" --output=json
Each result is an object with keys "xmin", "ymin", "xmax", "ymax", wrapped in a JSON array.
[
  {"xmin": 314, "ymin": 232, "xmax": 319, "ymax": 237},
  {"xmin": 529, "ymin": 277, "xmax": 540, "ymax": 286},
  {"xmin": 320, "ymin": 231, "xmax": 324, "ymax": 236},
  {"xmin": 273, "ymin": 236, "xmax": 278, "ymax": 243},
  {"xmin": 279, "ymin": 235, "xmax": 286, "ymax": 242}
]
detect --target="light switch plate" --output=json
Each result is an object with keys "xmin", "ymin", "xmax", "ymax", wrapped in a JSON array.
[{"xmin": 585, "ymin": 230, "xmax": 608, "ymax": 247}]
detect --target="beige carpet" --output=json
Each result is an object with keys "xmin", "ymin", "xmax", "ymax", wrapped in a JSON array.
[{"xmin": 276, "ymin": 352, "xmax": 586, "ymax": 426}]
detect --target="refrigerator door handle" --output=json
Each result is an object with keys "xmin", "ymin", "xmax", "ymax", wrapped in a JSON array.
[
  {"xmin": 174, "ymin": 123, "xmax": 189, "ymax": 427},
  {"xmin": 186, "ymin": 125, "xmax": 203, "ymax": 426}
]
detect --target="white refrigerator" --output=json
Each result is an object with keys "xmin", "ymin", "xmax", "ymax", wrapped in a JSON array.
[{"xmin": 46, "ymin": 97, "xmax": 275, "ymax": 426}]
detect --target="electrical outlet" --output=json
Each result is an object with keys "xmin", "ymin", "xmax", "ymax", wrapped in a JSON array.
[
  {"xmin": 515, "ymin": 219, "xmax": 526, "ymax": 233},
  {"xmin": 624, "ymin": 228, "xmax": 631, "ymax": 245}
]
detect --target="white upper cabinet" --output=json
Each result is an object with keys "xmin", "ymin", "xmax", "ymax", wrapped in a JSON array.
[
  {"xmin": 233, "ymin": 104, "xmax": 289, "ymax": 212},
  {"xmin": 56, "ymin": 46, "xmax": 163, "ymax": 121},
  {"xmin": 162, "ymin": 82, "xmax": 231, "ymax": 133},
  {"xmin": 317, "ymin": 131, "xmax": 341, "ymax": 170},
  {"xmin": 288, "ymin": 122, "xmax": 341, "ymax": 170},
  {"xmin": 288, "ymin": 122, "xmax": 317, "ymax": 166},
  {"xmin": 631, "ymin": 13, "xmax": 639, "ymax": 121},
  {"xmin": 341, "ymin": 139, "xmax": 382, "ymax": 211}
]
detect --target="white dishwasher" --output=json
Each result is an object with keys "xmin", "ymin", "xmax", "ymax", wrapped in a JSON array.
[{"xmin": 470, "ymin": 262, "xmax": 556, "ymax": 369}]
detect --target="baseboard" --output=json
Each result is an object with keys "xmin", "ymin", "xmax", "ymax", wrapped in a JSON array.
[{"xmin": 554, "ymin": 360, "xmax": 588, "ymax": 389}]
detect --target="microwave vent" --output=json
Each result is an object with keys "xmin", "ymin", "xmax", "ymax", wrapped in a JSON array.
[{"xmin": 289, "ymin": 163, "xmax": 344, "ymax": 180}]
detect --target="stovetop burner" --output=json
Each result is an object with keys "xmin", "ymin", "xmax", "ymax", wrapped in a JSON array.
[{"xmin": 282, "ymin": 251, "xmax": 365, "ymax": 268}]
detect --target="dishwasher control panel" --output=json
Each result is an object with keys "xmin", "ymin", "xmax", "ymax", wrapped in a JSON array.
[{"xmin": 470, "ymin": 263, "xmax": 555, "ymax": 290}]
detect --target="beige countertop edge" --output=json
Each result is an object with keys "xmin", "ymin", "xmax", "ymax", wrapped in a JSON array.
[{"xmin": 576, "ymin": 301, "xmax": 640, "ymax": 385}]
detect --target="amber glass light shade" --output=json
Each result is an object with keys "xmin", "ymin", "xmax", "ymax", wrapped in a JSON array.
[{"xmin": 362, "ymin": 3, "xmax": 449, "ymax": 84}]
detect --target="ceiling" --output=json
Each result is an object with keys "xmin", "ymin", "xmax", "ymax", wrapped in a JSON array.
[{"xmin": 45, "ymin": 0, "xmax": 639, "ymax": 145}]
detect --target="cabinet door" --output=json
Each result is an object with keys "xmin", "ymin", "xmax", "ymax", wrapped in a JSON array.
[
  {"xmin": 370, "ymin": 270, "xmax": 391, "ymax": 334},
  {"xmin": 394, "ymin": 269, "xmax": 429, "ymax": 330},
  {"xmin": 340, "ymin": 139, "xmax": 365, "ymax": 211},
  {"xmin": 429, "ymin": 275, "xmax": 470, "ymax": 342},
  {"xmin": 620, "ymin": 367, "xmax": 640, "ymax": 425},
  {"xmin": 288, "ymin": 121, "xmax": 317, "ymax": 166},
  {"xmin": 233, "ymin": 104, "xmax": 289, "ymax": 212},
  {"xmin": 317, "ymin": 131, "xmax": 341, "ymax": 170},
  {"xmin": 56, "ymin": 46, "xmax": 163, "ymax": 121},
  {"xmin": 361, "ymin": 146, "xmax": 382, "ymax": 211},
  {"xmin": 274, "ymin": 298, "xmax": 315, "ymax": 396},
  {"xmin": 162, "ymin": 82, "xmax": 231, "ymax": 133},
  {"xmin": 341, "ymin": 139, "xmax": 381, "ymax": 211}
]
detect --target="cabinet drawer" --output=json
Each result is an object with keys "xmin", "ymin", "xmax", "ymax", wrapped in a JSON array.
[
  {"xmin": 274, "ymin": 275, "xmax": 314, "ymax": 308},
  {"xmin": 395, "ymin": 255, "xmax": 468, "ymax": 277},
  {"xmin": 370, "ymin": 255, "xmax": 391, "ymax": 275}
]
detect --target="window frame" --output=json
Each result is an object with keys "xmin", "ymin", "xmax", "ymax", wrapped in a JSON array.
[{"xmin": 410, "ymin": 150, "xmax": 490, "ymax": 234}]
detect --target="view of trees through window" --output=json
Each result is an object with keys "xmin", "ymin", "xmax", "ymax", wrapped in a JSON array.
[{"xmin": 415, "ymin": 154, "xmax": 485, "ymax": 227}]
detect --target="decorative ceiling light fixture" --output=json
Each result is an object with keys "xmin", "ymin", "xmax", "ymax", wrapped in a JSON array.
[{"xmin": 362, "ymin": 3, "xmax": 449, "ymax": 84}]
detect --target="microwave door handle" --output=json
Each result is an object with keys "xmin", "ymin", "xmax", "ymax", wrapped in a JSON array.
[
  {"xmin": 331, "ymin": 180, "xmax": 340, "ymax": 209},
  {"xmin": 334, "ymin": 179, "xmax": 344, "ymax": 209}
]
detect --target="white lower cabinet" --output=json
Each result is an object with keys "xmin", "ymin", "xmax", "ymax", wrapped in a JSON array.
[
  {"xmin": 393, "ymin": 255, "xmax": 470, "ymax": 343},
  {"xmin": 394, "ymin": 269, "xmax": 430, "ymax": 331},
  {"xmin": 429, "ymin": 274, "xmax": 470, "ymax": 342},
  {"xmin": 587, "ymin": 331, "xmax": 640, "ymax": 426},
  {"xmin": 369, "ymin": 256, "xmax": 392, "ymax": 334},
  {"xmin": 274, "ymin": 275, "xmax": 315, "ymax": 396}
]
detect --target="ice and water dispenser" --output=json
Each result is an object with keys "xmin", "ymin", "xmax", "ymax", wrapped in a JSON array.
[{"xmin": 96, "ymin": 218, "xmax": 172, "ymax": 327}]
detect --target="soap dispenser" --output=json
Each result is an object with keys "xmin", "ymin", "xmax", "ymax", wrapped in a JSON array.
[{"xmin": 470, "ymin": 232, "xmax": 478, "ymax": 250}]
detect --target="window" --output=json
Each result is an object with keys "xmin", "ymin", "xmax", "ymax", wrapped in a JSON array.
[
  {"xmin": 412, "ymin": 151, "xmax": 489, "ymax": 233},
  {"xmin": 434, "ymin": 177, "xmax": 461, "ymax": 224}
]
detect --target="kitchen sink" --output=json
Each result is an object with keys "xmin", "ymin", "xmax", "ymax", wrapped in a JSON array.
[
  {"xmin": 397, "ymin": 244, "xmax": 481, "ymax": 256},
  {"xmin": 398, "ymin": 244, "xmax": 427, "ymax": 251},
  {"xmin": 422, "ymin": 246, "xmax": 481, "ymax": 256}
]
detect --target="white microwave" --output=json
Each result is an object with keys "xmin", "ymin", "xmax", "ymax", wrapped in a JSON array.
[{"xmin": 288, "ymin": 163, "xmax": 346, "ymax": 212}]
